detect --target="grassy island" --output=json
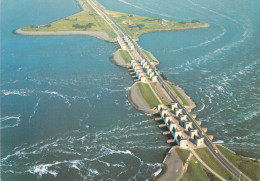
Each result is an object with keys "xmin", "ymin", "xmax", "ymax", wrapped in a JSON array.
[
  {"xmin": 181, "ymin": 156, "xmax": 221, "ymax": 181},
  {"xmin": 195, "ymin": 148, "xmax": 233, "ymax": 180},
  {"xmin": 118, "ymin": 50, "xmax": 132, "ymax": 63},
  {"xmin": 166, "ymin": 81, "xmax": 189, "ymax": 106},
  {"xmin": 21, "ymin": 0, "xmax": 116, "ymax": 38},
  {"xmin": 137, "ymin": 83, "xmax": 159, "ymax": 109},
  {"xmin": 175, "ymin": 148, "xmax": 190, "ymax": 165},
  {"xmin": 216, "ymin": 145, "xmax": 260, "ymax": 181},
  {"xmin": 19, "ymin": 0, "xmax": 209, "ymax": 41},
  {"xmin": 106, "ymin": 10, "xmax": 209, "ymax": 39}
]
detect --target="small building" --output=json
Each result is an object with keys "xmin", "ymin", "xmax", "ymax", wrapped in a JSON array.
[
  {"xmin": 160, "ymin": 109, "xmax": 168, "ymax": 118},
  {"xmin": 171, "ymin": 103, "xmax": 178, "ymax": 111},
  {"xmin": 164, "ymin": 116, "xmax": 173, "ymax": 125},
  {"xmin": 195, "ymin": 136, "xmax": 204, "ymax": 146},
  {"xmin": 142, "ymin": 62, "xmax": 148, "ymax": 68},
  {"xmin": 140, "ymin": 76, "xmax": 147, "ymax": 83},
  {"xmin": 151, "ymin": 76, "xmax": 158, "ymax": 82},
  {"xmin": 147, "ymin": 68, "xmax": 152, "ymax": 75},
  {"xmin": 184, "ymin": 121, "xmax": 193, "ymax": 131},
  {"xmin": 169, "ymin": 122, "xmax": 177, "ymax": 132},
  {"xmin": 175, "ymin": 108, "xmax": 183, "ymax": 117},
  {"xmin": 157, "ymin": 104, "xmax": 164, "ymax": 111},
  {"xmin": 179, "ymin": 138, "xmax": 188, "ymax": 148},
  {"xmin": 117, "ymin": 37, "xmax": 127, "ymax": 50},
  {"xmin": 141, "ymin": 60, "xmax": 147, "ymax": 66},
  {"xmin": 135, "ymin": 70, "xmax": 142, "ymax": 76},
  {"xmin": 144, "ymin": 64, "xmax": 150, "ymax": 70},
  {"xmin": 189, "ymin": 129, "xmax": 198, "ymax": 139},
  {"xmin": 149, "ymin": 72, "xmax": 155, "ymax": 79},
  {"xmin": 138, "ymin": 72, "xmax": 146, "ymax": 80},
  {"xmin": 130, "ymin": 60, "xmax": 136, "ymax": 65},
  {"xmin": 180, "ymin": 115, "xmax": 187, "ymax": 122},
  {"xmin": 174, "ymin": 130, "xmax": 182, "ymax": 139},
  {"xmin": 140, "ymin": 59, "xmax": 146, "ymax": 65}
]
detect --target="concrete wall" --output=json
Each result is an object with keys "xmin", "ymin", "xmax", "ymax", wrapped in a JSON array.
[
  {"xmin": 195, "ymin": 137, "xmax": 204, "ymax": 146},
  {"xmin": 157, "ymin": 104, "xmax": 164, "ymax": 111},
  {"xmin": 175, "ymin": 109, "xmax": 183, "ymax": 117},
  {"xmin": 171, "ymin": 103, "xmax": 178, "ymax": 111},
  {"xmin": 152, "ymin": 76, "xmax": 158, "ymax": 82},
  {"xmin": 184, "ymin": 121, "xmax": 193, "ymax": 131},
  {"xmin": 161, "ymin": 109, "xmax": 168, "ymax": 118}
]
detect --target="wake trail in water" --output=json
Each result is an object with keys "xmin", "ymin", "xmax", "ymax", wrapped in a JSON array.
[
  {"xmin": 118, "ymin": 0, "xmax": 183, "ymax": 20},
  {"xmin": 172, "ymin": 23, "xmax": 227, "ymax": 53},
  {"xmin": 29, "ymin": 96, "xmax": 41, "ymax": 123},
  {"xmin": 186, "ymin": 0, "xmax": 252, "ymax": 65},
  {"xmin": 1, "ymin": 115, "xmax": 22, "ymax": 129}
]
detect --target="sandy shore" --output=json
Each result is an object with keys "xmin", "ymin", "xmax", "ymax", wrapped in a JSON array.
[
  {"xmin": 127, "ymin": 82, "xmax": 157, "ymax": 115},
  {"xmin": 110, "ymin": 49, "xmax": 130, "ymax": 68},
  {"xmin": 15, "ymin": 28, "xmax": 115, "ymax": 42},
  {"xmin": 155, "ymin": 147, "xmax": 184, "ymax": 181}
]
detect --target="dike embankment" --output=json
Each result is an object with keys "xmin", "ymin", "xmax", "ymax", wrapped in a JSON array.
[
  {"xmin": 127, "ymin": 82, "xmax": 158, "ymax": 115},
  {"xmin": 110, "ymin": 50, "xmax": 130, "ymax": 68},
  {"xmin": 14, "ymin": 28, "xmax": 115, "ymax": 43}
]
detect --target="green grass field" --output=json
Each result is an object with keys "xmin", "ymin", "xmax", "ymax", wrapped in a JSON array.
[
  {"xmin": 175, "ymin": 148, "xmax": 190, "ymax": 165},
  {"xmin": 137, "ymin": 83, "xmax": 159, "ymax": 109},
  {"xmin": 150, "ymin": 82, "xmax": 169, "ymax": 105},
  {"xmin": 119, "ymin": 50, "xmax": 132, "ymax": 63},
  {"xmin": 107, "ymin": 10, "xmax": 209, "ymax": 38},
  {"xmin": 22, "ymin": 1, "xmax": 116, "ymax": 38},
  {"xmin": 216, "ymin": 145, "xmax": 260, "ymax": 181},
  {"xmin": 195, "ymin": 148, "xmax": 233, "ymax": 180},
  {"xmin": 142, "ymin": 50, "xmax": 154, "ymax": 63},
  {"xmin": 166, "ymin": 81, "xmax": 189, "ymax": 106},
  {"xmin": 181, "ymin": 156, "xmax": 221, "ymax": 181}
]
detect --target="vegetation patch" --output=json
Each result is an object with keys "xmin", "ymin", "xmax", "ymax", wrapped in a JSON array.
[
  {"xmin": 166, "ymin": 81, "xmax": 189, "ymax": 106},
  {"xmin": 195, "ymin": 148, "xmax": 233, "ymax": 180},
  {"xmin": 72, "ymin": 23, "xmax": 95, "ymax": 29},
  {"xmin": 181, "ymin": 156, "xmax": 220, "ymax": 181},
  {"xmin": 137, "ymin": 83, "xmax": 159, "ymax": 109},
  {"xmin": 119, "ymin": 50, "xmax": 132, "ymax": 63},
  {"xmin": 216, "ymin": 145, "xmax": 260, "ymax": 181},
  {"xmin": 175, "ymin": 148, "xmax": 190, "ymax": 165},
  {"xmin": 107, "ymin": 10, "xmax": 209, "ymax": 38},
  {"xmin": 22, "ymin": 2, "xmax": 116, "ymax": 38},
  {"xmin": 150, "ymin": 82, "xmax": 169, "ymax": 105}
]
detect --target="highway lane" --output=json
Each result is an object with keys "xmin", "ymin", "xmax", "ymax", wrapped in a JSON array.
[{"xmin": 88, "ymin": 1, "xmax": 251, "ymax": 180}]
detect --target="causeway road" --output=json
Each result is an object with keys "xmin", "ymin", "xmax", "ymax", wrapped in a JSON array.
[{"xmin": 87, "ymin": 1, "xmax": 251, "ymax": 180}]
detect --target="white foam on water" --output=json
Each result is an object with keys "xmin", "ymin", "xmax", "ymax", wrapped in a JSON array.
[
  {"xmin": 29, "ymin": 97, "xmax": 41, "ymax": 123},
  {"xmin": 1, "ymin": 114, "xmax": 22, "ymax": 129},
  {"xmin": 118, "ymin": 0, "xmax": 183, "ymax": 20},
  {"xmin": 213, "ymin": 140, "xmax": 224, "ymax": 144},
  {"xmin": 172, "ymin": 23, "xmax": 227, "ymax": 53},
  {"xmin": 42, "ymin": 90, "xmax": 71, "ymax": 107},
  {"xmin": 1, "ymin": 89, "xmax": 34, "ymax": 97},
  {"xmin": 28, "ymin": 163, "xmax": 58, "ymax": 179},
  {"xmin": 186, "ymin": 0, "xmax": 252, "ymax": 65}
]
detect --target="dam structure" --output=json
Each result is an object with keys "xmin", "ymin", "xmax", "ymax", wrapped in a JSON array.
[{"xmin": 85, "ymin": 0, "xmax": 252, "ymax": 180}]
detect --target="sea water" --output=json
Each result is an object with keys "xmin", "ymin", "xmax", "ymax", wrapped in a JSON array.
[
  {"xmin": 1, "ymin": 0, "xmax": 259, "ymax": 180},
  {"xmin": 100, "ymin": 0, "xmax": 260, "ymax": 157}
]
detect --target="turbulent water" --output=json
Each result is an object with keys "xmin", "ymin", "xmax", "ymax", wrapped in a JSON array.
[{"xmin": 1, "ymin": 0, "xmax": 259, "ymax": 180}]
